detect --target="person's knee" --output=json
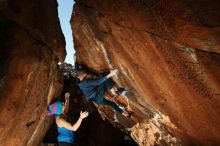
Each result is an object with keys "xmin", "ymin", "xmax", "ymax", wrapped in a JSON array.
[
  {"xmin": 94, "ymin": 98, "xmax": 103, "ymax": 104},
  {"xmin": 104, "ymin": 79, "xmax": 115, "ymax": 89}
]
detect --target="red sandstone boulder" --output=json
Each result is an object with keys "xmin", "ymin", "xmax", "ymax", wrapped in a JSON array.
[
  {"xmin": 71, "ymin": 0, "xmax": 220, "ymax": 145},
  {"xmin": 0, "ymin": 0, "xmax": 65, "ymax": 145}
]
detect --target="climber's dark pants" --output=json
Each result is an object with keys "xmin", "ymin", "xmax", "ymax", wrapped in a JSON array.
[
  {"xmin": 92, "ymin": 79, "xmax": 123, "ymax": 113},
  {"xmin": 58, "ymin": 142, "xmax": 73, "ymax": 146}
]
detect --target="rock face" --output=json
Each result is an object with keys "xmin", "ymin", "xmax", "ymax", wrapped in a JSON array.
[
  {"xmin": 0, "ymin": 0, "xmax": 65, "ymax": 146},
  {"xmin": 71, "ymin": 0, "xmax": 220, "ymax": 145}
]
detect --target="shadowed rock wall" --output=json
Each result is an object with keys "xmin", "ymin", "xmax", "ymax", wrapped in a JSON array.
[
  {"xmin": 0, "ymin": 0, "xmax": 65, "ymax": 145},
  {"xmin": 71, "ymin": 0, "xmax": 220, "ymax": 145}
]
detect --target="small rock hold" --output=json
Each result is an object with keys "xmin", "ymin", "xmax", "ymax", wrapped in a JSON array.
[{"xmin": 26, "ymin": 121, "xmax": 35, "ymax": 128}]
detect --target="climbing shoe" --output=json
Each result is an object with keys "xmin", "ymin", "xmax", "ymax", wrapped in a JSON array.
[{"xmin": 122, "ymin": 110, "xmax": 133, "ymax": 118}]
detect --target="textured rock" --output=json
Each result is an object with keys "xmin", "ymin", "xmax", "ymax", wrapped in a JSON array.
[
  {"xmin": 0, "ymin": 0, "xmax": 65, "ymax": 145},
  {"xmin": 71, "ymin": 0, "xmax": 220, "ymax": 145}
]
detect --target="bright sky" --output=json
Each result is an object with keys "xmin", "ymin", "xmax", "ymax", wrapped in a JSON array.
[{"xmin": 57, "ymin": 0, "xmax": 75, "ymax": 65}]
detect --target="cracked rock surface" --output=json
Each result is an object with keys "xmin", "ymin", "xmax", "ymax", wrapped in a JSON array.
[
  {"xmin": 0, "ymin": 1, "xmax": 65, "ymax": 145},
  {"xmin": 72, "ymin": 0, "xmax": 220, "ymax": 145}
]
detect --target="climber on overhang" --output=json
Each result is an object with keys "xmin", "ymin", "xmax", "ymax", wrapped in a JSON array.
[
  {"xmin": 47, "ymin": 92, "xmax": 89, "ymax": 146},
  {"xmin": 75, "ymin": 68, "xmax": 131, "ymax": 117}
]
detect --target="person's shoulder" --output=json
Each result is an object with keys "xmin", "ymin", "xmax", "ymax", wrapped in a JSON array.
[
  {"xmin": 56, "ymin": 116, "xmax": 63, "ymax": 122},
  {"xmin": 56, "ymin": 116, "xmax": 61, "ymax": 124},
  {"xmin": 56, "ymin": 116, "xmax": 67, "ymax": 127}
]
